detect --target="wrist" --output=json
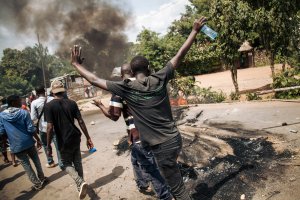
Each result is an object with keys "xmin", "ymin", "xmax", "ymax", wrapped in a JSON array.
[
  {"xmin": 72, "ymin": 61, "xmax": 80, "ymax": 66},
  {"xmin": 192, "ymin": 29, "xmax": 199, "ymax": 34}
]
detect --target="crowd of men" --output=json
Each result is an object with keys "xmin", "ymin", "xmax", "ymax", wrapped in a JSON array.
[{"xmin": 0, "ymin": 17, "xmax": 206, "ymax": 200}]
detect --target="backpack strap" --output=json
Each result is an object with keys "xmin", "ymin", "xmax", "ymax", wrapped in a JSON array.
[{"xmin": 35, "ymin": 97, "xmax": 47, "ymax": 131}]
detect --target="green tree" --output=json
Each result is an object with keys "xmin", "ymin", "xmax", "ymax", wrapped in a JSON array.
[
  {"xmin": 0, "ymin": 48, "xmax": 38, "ymax": 96},
  {"xmin": 248, "ymin": 0, "xmax": 300, "ymax": 78},
  {"xmin": 131, "ymin": 29, "xmax": 168, "ymax": 71},
  {"xmin": 48, "ymin": 56, "xmax": 75, "ymax": 78},
  {"xmin": 0, "ymin": 45, "xmax": 75, "ymax": 97},
  {"xmin": 210, "ymin": 0, "xmax": 252, "ymax": 93}
]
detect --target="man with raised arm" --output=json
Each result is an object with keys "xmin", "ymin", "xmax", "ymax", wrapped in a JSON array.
[
  {"xmin": 71, "ymin": 17, "xmax": 206, "ymax": 200},
  {"xmin": 93, "ymin": 63, "xmax": 173, "ymax": 200}
]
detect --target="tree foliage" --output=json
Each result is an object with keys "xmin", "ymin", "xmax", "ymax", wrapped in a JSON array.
[
  {"xmin": 0, "ymin": 45, "xmax": 74, "ymax": 97},
  {"xmin": 129, "ymin": 0, "xmax": 299, "ymax": 96},
  {"xmin": 130, "ymin": 0, "xmax": 222, "ymax": 76},
  {"xmin": 247, "ymin": 0, "xmax": 300, "ymax": 78},
  {"xmin": 272, "ymin": 67, "xmax": 300, "ymax": 99},
  {"xmin": 210, "ymin": 0, "xmax": 253, "ymax": 93}
]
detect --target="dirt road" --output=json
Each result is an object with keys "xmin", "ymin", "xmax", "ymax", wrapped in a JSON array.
[
  {"xmin": 0, "ymin": 111, "xmax": 154, "ymax": 200},
  {"xmin": 1, "ymin": 100, "xmax": 299, "ymax": 200}
]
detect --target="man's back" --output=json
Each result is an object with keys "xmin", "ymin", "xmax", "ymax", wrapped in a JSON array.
[
  {"xmin": 0, "ymin": 107, "xmax": 35, "ymax": 153},
  {"xmin": 31, "ymin": 96, "xmax": 54, "ymax": 132},
  {"xmin": 107, "ymin": 62, "xmax": 178, "ymax": 146},
  {"xmin": 44, "ymin": 98, "xmax": 81, "ymax": 150}
]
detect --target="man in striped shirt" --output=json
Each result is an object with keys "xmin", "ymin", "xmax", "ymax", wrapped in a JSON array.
[{"xmin": 93, "ymin": 64, "xmax": 173, "ymax": 200}]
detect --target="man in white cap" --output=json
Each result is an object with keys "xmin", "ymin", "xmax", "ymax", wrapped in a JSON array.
[{"xmin": 45, "ymin": 80, "xmax": 94, "ymax": 199}]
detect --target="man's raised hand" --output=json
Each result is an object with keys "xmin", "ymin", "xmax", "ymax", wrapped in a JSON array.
[
  {"xmin": 193, "ymin": 16, "xmax": 206, "ymax": 32},
  {"xmin": 71, "ymin": 45, "xmax": 85, "ymax": 65}
]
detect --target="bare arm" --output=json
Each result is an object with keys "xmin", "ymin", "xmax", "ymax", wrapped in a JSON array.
[
  {"xmin": 170, "ymin": 17, "xmax": 206, "ymax": 69},
  {"xmin": 46, "ymin": 122, "xmax": 54, "ymax": 150},
  {"xmin": 33, "ymin": 131, "xmax": 42, "ymax": 150},
  {"xmin": 77, "ymin": 117, "xmax": 94, "ymax": 149},
  {"xmin": 71, "ymin": 45, "xmax": 108, "ymax": 90},
  {"xmin": 92, "ymin": 99, "xmax": 119, "ymax": 121}
]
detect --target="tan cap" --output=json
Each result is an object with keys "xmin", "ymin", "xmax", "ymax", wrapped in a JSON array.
[{"xmin": 51, "ymin": 80, "xmax": 65, "ymax": 94}]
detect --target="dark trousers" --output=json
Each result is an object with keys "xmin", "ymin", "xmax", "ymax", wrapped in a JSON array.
[
  {"xmin": 131, "ymin": 142, "xmax": 172, "ymax": 200},
  {"xmin": 40, "ymin": 131, "xmax": 62, "ymax": 167},
  {"xmin": 151, "ymin": 134, "xmax": 191, "ymax": 200},
  {"xmin": 60, "ymin": 147, "xmax": 84, "ymax": 191}
]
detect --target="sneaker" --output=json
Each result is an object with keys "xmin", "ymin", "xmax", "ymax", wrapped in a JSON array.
[
  {"xmin": 40, "ymin": 177, "xmax": 49, "ymax": 186},
  {"xmin": 59, "ymin": 164, "xmax": 65, "ymax": 171},
  {"xmin": 31, "ymin": 184, "xmax": 43, "ymax": 191},
  {"xmin": 79, "ymin": 182, "xmax": 88, "ymax": 199},
  {"xmin": 45, "ymin": 162, "xmax": 56, "ymax": 168},
  {"xmin": 12, "ymin": 160, "xmax": 19, "ymax": 167},
  {"xmin": 138, "ymin": 186, "xmax": 152, "ymax": 193}
]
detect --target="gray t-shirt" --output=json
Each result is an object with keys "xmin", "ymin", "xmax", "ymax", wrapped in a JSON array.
[{"xmin": 107, "ymin": 62, "xmax": 179, "ymax": 146}]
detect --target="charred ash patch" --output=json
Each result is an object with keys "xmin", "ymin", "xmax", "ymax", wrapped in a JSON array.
[
  {"xmin": 113, "ymin": 107, "xmax": 295, "ymax": 199},
  {"xmin": 171, "ymin": 106, "xmax": 294, "ymax": 199},
  {"xmin": 172, "ymin": 106, "xmax": 189, "ymax": 121},
  {"xmin": 179, "ymin": 133, "xmax": 293, "ymax": 200}
]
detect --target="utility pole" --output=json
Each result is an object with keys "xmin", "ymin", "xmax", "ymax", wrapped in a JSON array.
[{"xmin": 37, "ymin": 33, "xmax": 47, "ymax": 90}]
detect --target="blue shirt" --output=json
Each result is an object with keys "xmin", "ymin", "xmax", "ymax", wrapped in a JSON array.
[{"xmin": 0, "ymin": 107, "xmax": 36, "ymax": 153}]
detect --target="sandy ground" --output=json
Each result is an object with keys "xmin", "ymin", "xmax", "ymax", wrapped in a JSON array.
[
  {"xmin": 0, "ymin": 111, "xmax": 155, "ymax": 200},
  {"xmin": 1, "ymin": 101, "xmax": 299, "ymax": 200},
  {"xmin": 195, "ymin": 65, "xmax": 282, "ymax": 94}
]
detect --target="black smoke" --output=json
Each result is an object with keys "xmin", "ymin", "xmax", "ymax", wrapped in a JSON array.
[{"xmin": 0, "ymin": 0, "xmax": 132, "ymax": 78}]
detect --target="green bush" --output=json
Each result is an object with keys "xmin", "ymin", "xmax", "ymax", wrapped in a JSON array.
[
  {"xmin": 230, "ymin": 92, "xmax": 240, "ymax": 100},
  {"xmin": 169, "ymin": 76, "xmax": 196, "ymax": 98},
  {"xmin": 189, "ymin": 87, "xmax": 226, "ymax": 104},
  {"xmin": 169, "ymin": 75, "xmax": 226, "ymax": 104},
  {"xmin": 272, "ymin": 68, "xmax": 300, "ymax": 99},
  {"xmin": 246, "ymin": 92, "xmax": 262, "ymax": 101}
]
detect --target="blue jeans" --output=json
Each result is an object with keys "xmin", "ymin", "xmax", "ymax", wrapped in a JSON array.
[
  {"xmin": 60, "ymin": 146, "xmax": 84, "ymax": 191},
  {"xmin": 151, "ymin": 134, "xmax": 191, "ymax": 200},
  {"xmin": 40, "ymin": 131, "xmax": 63, "ymax": 168},
  {"xmin": 131, "ymin": 142, "xmax": 172, "ymax": 200},
  {"xmin": 15, "ymin": 145, "xmax": 45, "ymax": 186}
]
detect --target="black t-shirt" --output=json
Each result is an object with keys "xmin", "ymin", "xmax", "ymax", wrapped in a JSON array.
[
  {"xmin": 44, "ymin": 98, "xmax": 81, "ymax": 151},
  {"xmin": 107, "ymin": 62, "xmax": 179, "ymax": 146}
]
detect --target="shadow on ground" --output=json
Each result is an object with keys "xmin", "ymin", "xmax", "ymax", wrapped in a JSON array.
[
  {"xmin": 90, "ymin": 166, "xmax": 125, "ymax": 189},
  {"xmin": 0, "ymin": 171, "xmax": 26, "ymax": 190}
]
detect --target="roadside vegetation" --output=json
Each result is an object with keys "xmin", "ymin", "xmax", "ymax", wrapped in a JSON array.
[{"xmin": 272, "ymin": 67, "xmax": 300, "ymax": 99}]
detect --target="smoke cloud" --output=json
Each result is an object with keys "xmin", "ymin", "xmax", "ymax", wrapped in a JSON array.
[{"xmin": 0, "ymin": 0, "xmax": 132, "ymax": 78}]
